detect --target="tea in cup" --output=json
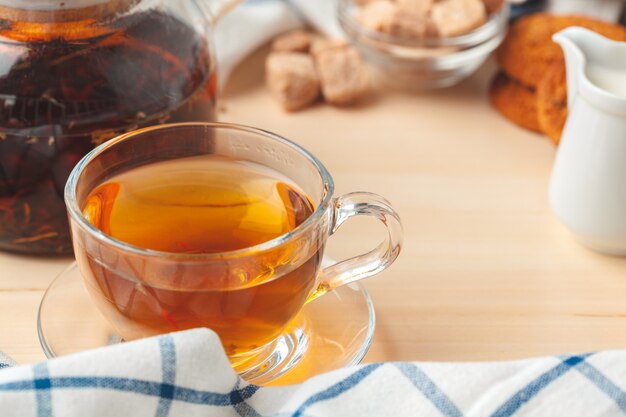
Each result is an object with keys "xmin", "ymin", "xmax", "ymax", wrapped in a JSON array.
[{"xmin": 65, "ymin": 123, "xmax": 402, "ymax": 374}]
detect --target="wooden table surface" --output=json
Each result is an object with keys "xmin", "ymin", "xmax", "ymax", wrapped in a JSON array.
[{"xmin": 3, "ymin": 48, "xmax": 626, "ymax": 366}]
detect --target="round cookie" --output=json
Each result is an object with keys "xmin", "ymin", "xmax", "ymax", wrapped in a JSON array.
[
  {"xmin": 537, "ymin": 62, "xmax": 567, "ymax": 145},
  {"xmin": 489, "ymin": 71, "xmax": 541, "ymax": 133},
  {"xmin": 497, "ymin": 14, "xmax": 626, "ymax": 88}
]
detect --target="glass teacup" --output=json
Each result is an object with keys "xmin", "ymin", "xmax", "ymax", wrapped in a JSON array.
[{"xmin": 65, "ymin": 122, "xmax": 403, "ymax": 377}]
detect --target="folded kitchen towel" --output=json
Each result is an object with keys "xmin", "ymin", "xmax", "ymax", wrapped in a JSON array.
[
  {"xmin": 0, "ymin": 353, "xmax": 14, "ymax": 370},
  {"xmin": 1, "ymin": 328, "xmax": 626, "ymax": 416},
  {"xmin": 214, "ymin": 0, "xmax": 302, "ymax": 87},
  {"xmin": 214, "ymin": 0, "xmax": 343, "ymax": 86}
]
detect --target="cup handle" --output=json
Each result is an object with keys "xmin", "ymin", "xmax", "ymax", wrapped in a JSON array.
[{"xmin": 307, "ymin": 192, "xmax": 403, "ymax": 303}]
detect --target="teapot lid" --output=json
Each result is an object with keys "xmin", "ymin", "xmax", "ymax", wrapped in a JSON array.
[{"xmin": 0, "ymin": 0, "xmax": 138, "ymax": 22}]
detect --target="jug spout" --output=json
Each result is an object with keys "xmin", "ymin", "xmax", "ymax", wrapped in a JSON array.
[
  {"xmin": 554, "ymin": 27, "xmax": 626, "ymax": 110},
  {"xmin": 553, "ymin": 27, "xmax": 596, "ymax": 109}
]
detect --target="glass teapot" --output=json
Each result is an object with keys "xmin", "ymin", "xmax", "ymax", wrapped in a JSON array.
[{"xmin": 0, "ymin": 0, "xmax": 238, "ymax": 255}]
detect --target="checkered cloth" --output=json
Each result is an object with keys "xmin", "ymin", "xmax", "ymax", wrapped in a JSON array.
[
  {"xmin": 0, "ymin": 353, "xmax": 15, "ymax": 370},
  {"xmin": 1, "ymin": 328, "xmax": 626, "ymax": 416}
]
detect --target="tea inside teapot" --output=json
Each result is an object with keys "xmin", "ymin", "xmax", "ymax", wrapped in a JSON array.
[{"xmin": 0, "ymin": 0, "xmax": 218, "ymax": 254}]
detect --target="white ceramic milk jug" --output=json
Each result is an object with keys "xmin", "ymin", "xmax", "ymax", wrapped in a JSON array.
[{"xmin": 550, "ymin": 27, "xmax": 626, "ymax": 255}]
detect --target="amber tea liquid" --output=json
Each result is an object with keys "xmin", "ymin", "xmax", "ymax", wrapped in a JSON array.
[
  {"xmin": 79, "ymin": 155, "xmax": 320, "ymax": 355},
  {"xmin": 0, "ymin": 10, "xmax": 216, "ymax": 254}
]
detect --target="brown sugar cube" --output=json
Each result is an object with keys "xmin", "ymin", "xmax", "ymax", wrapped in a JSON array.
[
  {"xmin": 310, "ymin": 38, "xmax": 349, "ymax": 59},
  {"xmin": 314, "ymin": 46, "xmax": 370, "ymax": 105},
  {"xmin": 357, "ymin": 0, "xmax": 430, "ymax": 39},
  {"xmin": 387, "ymin": 9, "xmax": 430, "ymax": 39},
  {"xmin": 265, "ymin": 53, "xmax": 320, "ymax": 112},
  {"xmin": 396, "ymin": 0, "xmax": 434, "ymax": 15},
  {"xmin": 271, "ymin": 30, "xmax": 315, "ymax": 53},
  {"xmin": 356, "ymin": 0, "xmax": 397, "ymax": 33},
  {"xmin": 431, "ymin": 0, "xmax": 487, "ymax": 37}
]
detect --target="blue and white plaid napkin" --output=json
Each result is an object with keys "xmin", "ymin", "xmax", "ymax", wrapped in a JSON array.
[{"xmin": 1, "ymin": 328, "xmax": 626, "ymax": 416}]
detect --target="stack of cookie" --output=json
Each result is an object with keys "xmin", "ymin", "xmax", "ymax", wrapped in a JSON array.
[{"xmin": 490, "ymin": 14, "xmax": 626, "ymax": 144}]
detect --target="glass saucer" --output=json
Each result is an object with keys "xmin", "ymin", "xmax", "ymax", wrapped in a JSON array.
[{"xmin": 37, "ymin": 262, "xmax": 376, "ymax": 386}]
